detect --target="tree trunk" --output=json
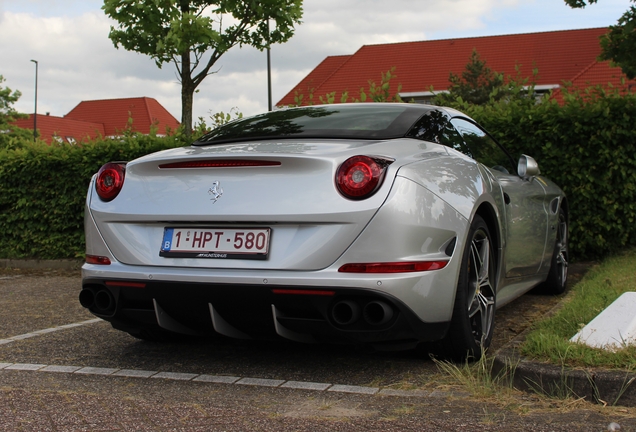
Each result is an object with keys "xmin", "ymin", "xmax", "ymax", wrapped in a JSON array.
[
  {"xmin": 179, "ymin": 0, "xmax": 193, "ymax": 139},
  {"xmin": 181, "ymin": 81, "xmax": 194, "ymax": 139},
  {"xmin": 180, "ymin": 49, "xmax": 194, "ymax": 139}
]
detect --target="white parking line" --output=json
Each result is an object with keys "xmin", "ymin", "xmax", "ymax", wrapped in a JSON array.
[
  {"xmin": 0, "ymin": 361, "xmax": 455, "ymax": 398},
  {"xmin": 0, "ymin": 318, "xmax": 102, "ymax": 345}
]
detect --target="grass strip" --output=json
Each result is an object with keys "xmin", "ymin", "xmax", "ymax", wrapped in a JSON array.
[{"xmin": 521, "ymin": 248, "xmax": 636, "ymax": 370}]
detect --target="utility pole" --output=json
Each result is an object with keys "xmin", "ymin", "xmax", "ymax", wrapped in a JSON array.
[
  {"xmin": 30, "ymin": 59, "xmax": 38, "ymax": 141},
  {"xmin": 266, "ymin": 19, "xmax": 272, "ymax": 111}
]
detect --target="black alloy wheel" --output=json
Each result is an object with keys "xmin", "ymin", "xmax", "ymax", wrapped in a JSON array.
[
  {"xmin": 541, "ymin": 208, "xmax": 569, "ymax": 295},
  {"xmin": 432, "ymin": 215, "xmax": 496, "ymax": 361}
]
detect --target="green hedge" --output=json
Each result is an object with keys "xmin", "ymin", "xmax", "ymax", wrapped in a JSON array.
[
  {"xmin": 453, "ymin": 88, "xmax": 636, "ymax": 258},
  {"xmin": 0, "ymin": 135, "xmax": 184, "ymax": 259},
  {"xmin": 1, "ymin": 90, "xmax": 635, "ymax": 259}
]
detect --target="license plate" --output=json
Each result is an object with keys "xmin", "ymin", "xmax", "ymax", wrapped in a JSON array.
[{"xmin": 160, "ymin": 227, "xmax": 270, "ymax": 260}]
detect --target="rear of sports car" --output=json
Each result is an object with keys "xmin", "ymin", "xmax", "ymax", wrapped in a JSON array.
[{"xmin": 81, "ymin": 105, "xmax": 470, "ymax": 350}]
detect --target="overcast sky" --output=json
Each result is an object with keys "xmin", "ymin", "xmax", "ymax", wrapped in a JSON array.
[{"xmin": 1, "ymin": 0, "xmax": 632, "ymax": 123}]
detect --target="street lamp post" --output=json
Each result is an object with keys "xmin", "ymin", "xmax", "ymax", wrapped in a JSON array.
[
  {"xmin": 30, "ymin": 59, "xmax": 38, "ymax": 141},
  {"xmin": 266, "ymin": 19, "xmax": 272, "ymax": 112}
]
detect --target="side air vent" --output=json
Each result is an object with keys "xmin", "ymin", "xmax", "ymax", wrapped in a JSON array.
[
  {"xmin": 444, "ymin": 237, "xmax": 457, "ymax": 257},
  {"xmin": 550, "ymin": 197, "xmax": 560, "ymax": 215}
]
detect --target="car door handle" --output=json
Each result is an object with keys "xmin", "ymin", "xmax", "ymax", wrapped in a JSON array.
[{"xmin": 504, "ymin": 193, "xmax": 511, "ymax": 205}]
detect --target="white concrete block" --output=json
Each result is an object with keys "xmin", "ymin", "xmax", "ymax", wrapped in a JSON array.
[
  {"xmin": 5, "ymin": 363, "xmax": 47, "ymax": 371},
  {"xmin": 236, "ymin": 377, "xmax": 285, "ymax": 387},
  {"xmin": 113, "ymin": 369, "xmax": 158, "ymax": 378},
  {"xmin": 570, "ymin": 292, "xmax": 636, "ymax": 350},
  {"xmin": 328, "ymin": 384, "xmax": 379, "ymax": 395},
  {"xmin": 41, "ymin": 365, "xmax": 83, "ymax": 373},
  {"xmin": 280, "ymin": 381, "xmax": 332, "ymax": 391},
  {"xmin": 151, "ymin": 371, "xmax": 198, "ymax": 381},
  {"xmin": 193, "ymin": 374, "xmax": 241, "ymax": 384},
  {"xmin": 75, "ymin": 366, "xmax": 119, "ymax": 375}
]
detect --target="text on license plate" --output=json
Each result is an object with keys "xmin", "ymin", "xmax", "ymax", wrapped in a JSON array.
[{"xmin": 160, "ymin": 227, "xmax": 270, "ymax": 259}]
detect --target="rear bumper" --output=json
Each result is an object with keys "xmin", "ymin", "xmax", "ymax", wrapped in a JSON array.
[
  {"xmin": 84, "ymin": 177, "xmax": 469, "ymax": 325},
  {"xmin": 81, "ymin": 275, "xmax": 450, "ymax": 349}
]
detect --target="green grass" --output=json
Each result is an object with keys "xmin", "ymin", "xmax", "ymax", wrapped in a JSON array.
[
  {"xmin": 521, "ymin": 248, "xmax": 636, "ymax": 370},
  {"xmin": 432, "ymin": 352, "xmax": 517, "ymax": 399}
]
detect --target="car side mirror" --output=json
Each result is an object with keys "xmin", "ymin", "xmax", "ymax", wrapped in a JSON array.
[{"xmin": 518, "ymin": 154, "xmax": 540, "ymax": 180}]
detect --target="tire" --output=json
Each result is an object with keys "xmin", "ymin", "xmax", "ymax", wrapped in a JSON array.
[
  {"xmin": 432, "ymin": 215, "xmax": 497, "ymax": 362},
  {"xmin": 541, "ymin": 208, "xmax": 569, "ymax": 295}
]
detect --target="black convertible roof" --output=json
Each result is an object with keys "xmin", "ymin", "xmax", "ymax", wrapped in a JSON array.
[{"xmin": 193, "ymin": 103, "xmax": 436, "ymax": 145}]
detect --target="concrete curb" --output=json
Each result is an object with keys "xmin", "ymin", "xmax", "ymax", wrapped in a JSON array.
[
  {"xmin": 493, "ymin": 324, "xmax": 636, "ymax": 407},
  {"xmin": 0, "ymin": 361, "xmax": 470, "ymax": 399},
  {"xmin": 0, "ymin": 259, "xmax": 83, "ymax": 270}
]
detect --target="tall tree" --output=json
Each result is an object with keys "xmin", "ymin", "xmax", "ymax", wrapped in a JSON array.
[
  {"xmin": 432, "ymin": 50, "xmax": 536, "ymax": 107},
  {"xmin": 0, "ymin": 75, "xmax": 31, "ymax": 148},
  {"xmin": 103, "ymin": 0, "xmax": 303, "ymax": 137},
  {"xmin": 433, "ymin": 49, "xmax": 522, "ymax": 106},
  {"xmin": 564, "ymin": 0, "xmax": 636, "ymax": 79}
]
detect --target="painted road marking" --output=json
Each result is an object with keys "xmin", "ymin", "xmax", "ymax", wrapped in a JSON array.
[{"xmin": 0, "ymin": 318, "xmax": 102, "ymax": 345}]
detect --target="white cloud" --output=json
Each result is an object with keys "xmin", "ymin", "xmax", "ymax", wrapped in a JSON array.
[{"xmin": 1, "ymin": 0, "xmax": 632, "ymax": 123}]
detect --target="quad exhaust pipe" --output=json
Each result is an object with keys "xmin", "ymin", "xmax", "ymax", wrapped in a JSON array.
[
  {"xmin": 331, "ymin": 299, "xmax": 394, "ymax": 327},
  {"xmin": 363, "ymin": 301, "xmax": 394, "ymax": 326},
  {"xmin": 79, "ymin": 288, "xmax": 116, "ymax": 315},
  {"xmin": 78, "ymin": 288, "xmax": 95, "ymax": 309},
  {"xmin": 331, "ymin": 300, "xmax": 360, "ymax": 326}
]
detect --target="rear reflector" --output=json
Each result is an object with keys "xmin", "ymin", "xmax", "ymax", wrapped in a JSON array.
[
  {"xmin": 272, "ymin": 289, "xmax": 335, "ymax": 296},
  {"xmin": 159, "ymin": 160, "xmax": 281, "ymax": 169},
  {"xmin": 105, "ymin": 281, "xmax": 146, "ymax": 288},
  {"xmin": 338, "ymin": 261, "xmax": 449, "ymax": 273},
  {"xmin": 85, "ymin": 255, "xmax": 111, "ymax": 265}
]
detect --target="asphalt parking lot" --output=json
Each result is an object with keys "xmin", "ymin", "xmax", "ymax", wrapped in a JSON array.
[{"xmin": 1, "ymin": 267, "xmax": 635, "ymax": 431}]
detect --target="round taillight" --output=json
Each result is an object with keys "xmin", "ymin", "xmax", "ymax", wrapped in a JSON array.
[
  {"xmin": 336, "ymin": 156, "xmax": 383, "ymax": 200},
  {"xmin": 96, "ymin": 162, "xmax": 126, "ymax": 201}
]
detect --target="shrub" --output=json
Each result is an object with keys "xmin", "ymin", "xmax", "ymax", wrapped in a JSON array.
[
  {"xmin": 0, "ymin": 134, "xmax": 184, "ymax": 259},
  {"xmin": 1, "ymin": 89, "xmax": 635, "ymax": 260},
  {"xmin": 448, "ymin": 87, "xmax": 636, "ymax": 258}
]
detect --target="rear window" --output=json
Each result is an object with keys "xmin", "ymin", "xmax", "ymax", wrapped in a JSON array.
[{"xmin": 193, "ymin": 104, "xmax": 432, "ymax": 145}]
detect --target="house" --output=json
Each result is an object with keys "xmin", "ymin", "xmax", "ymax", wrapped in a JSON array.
[
  {"xmin": 13, "ymin": 114, "xmax": 105, "ymax": 144},
  {"xmin": 13, "ymin": 97, "xmax": 180, "ymax": 144},
  {"xmin": 276, "ymin": 28, "xmax": 635, "ymax": 107}
]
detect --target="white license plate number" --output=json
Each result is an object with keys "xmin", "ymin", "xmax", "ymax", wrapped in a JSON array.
[{"xmin": 160, "ymin": 227, "xmax": 270, "ymax": 260}]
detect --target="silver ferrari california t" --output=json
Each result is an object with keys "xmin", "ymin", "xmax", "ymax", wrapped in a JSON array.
[{"xmin": 80, "ymin": 103, "xmax": 568, "ymax": 360}]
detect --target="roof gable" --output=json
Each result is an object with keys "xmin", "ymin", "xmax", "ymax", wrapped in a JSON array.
[
  {"xmin": 65, "ymin": 97, "xmax": 180, "ymax": 136},
  {"xmin": 550, "ymin": 60, "xmax": 636, "ymax": 103},
  {"xmin": 289, "ymin": 55, "xmax": 352, "ymax": 103}
]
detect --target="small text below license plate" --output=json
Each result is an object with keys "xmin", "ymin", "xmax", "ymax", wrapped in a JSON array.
[{"xmin": 160, "ymin": 227, "xmax": 270, "ymax": 260}]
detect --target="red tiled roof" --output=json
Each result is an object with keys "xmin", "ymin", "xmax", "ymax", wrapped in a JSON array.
[
  {"xmin": 65, "ymin": 97, "xmax": 180, "ymax": 136},
  {"xmin": 277, "ymin": 27, "xmax": 632, "ymax": 106},
  {"xmin": 551, "ymin": 59, "xmax": 636, "ymax": 103},
  {"xmin": 11, "ymin": 97, "xmax": 180, "ymax": 144},
  {"xmin": 570, "ymin": 60, "xmax": 635, "ymax": 90},
  {"xmin": 288, "ymin": 55, "xmax": 352, "ymax": 104},
  {"xmin": 12, "ymin": 114, "xmax": 105, "ymax": 144}
]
